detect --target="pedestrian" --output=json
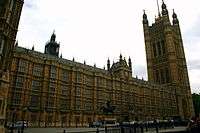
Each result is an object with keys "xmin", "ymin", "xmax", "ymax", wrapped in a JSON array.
[
  {"xmin": 153, "ymin": 119, "xmax": 159, "ymax": 133},
  {"xmin": 96, "ymin": 128, "xmax": 99, "ymax": 133}
]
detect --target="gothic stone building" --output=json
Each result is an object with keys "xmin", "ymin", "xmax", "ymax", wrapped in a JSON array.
[
  {"xmin": 3, "ymin": 0, "xmax": 194, "ymax": 128},
  {"xmin": 0, "ymin": 0, "xmax": 23, "ymax": 132}
]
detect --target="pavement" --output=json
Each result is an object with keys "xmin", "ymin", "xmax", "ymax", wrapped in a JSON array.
[
  {"xmin": 10, "ymin": 126, "xmax": 187, "ymax": 133},
  {"xmin": 145, "ymin": 126, "xmax": 187, "ymax": 133}
]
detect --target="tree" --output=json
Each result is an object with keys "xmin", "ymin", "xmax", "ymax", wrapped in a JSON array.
[{"xmin": 192, "ymin": 93, "xmax": 200, "ymax": 117}]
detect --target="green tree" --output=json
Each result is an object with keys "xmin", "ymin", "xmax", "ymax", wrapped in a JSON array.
[{"xmin": 192, "ymin": 93, "xmax": 200, "ymax": 116}]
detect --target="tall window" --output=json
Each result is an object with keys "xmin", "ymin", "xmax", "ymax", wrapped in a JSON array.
[
  {"xmin": 76, "ymin": 72, "xmax": 82, "ymax": 83},
  {"xmin": 165, "ymin": 68, "xmax": 170, "ymax": 83},
  {"xmin": 97, "ymin": 77, "xmax": 105, "ymax": 87},
  {"xmin": 157, "ymin": 42, "xmax": 162, "ymax": 56},
  {"xmin": 49, "ymin": 82, "xmax": 56, "ymax": 94},
  {"xmin": 33, "ymin": 64, "xmax": 43, "ymax": 76},
  {"xmin": 50, "ymin": 66, "xmax": 56, "ymax": 79},
  {"xmin": 85, "ymin": 75, "xmax": 93, "ymax": 85},
  {"xmin": 75, "ymin": 98, "xmax": 81, "ymax": 110},
  {"xmin": 155, "ymin": 70, "xmax": 160, "ymax": 83},
  {"xmin": 47, "ymin": 96, "xmax": 55, "ymax": 108},
  {"xmin": 153, "ymin": 43, "xmax": 157, "ymax": 57},
  {"xmin": 84, "ymin": 101, "xmax": 92, "ymax": 111},
  {"xmin": 60, "ymin": 85, "xmax": 68, "ymax": 96},
  {"xmin": 61, "ymin": 69, "xmax": 68, "ymax": 81},
  {"xmin": 83, "ymin": 88, "xmax": 92, "ymax": 98},
  {"xmin": 15, "ymin": 76, "xmax": 24, "ymax": 90},
  {"xmin": 76, "ymin": 87, "xmax": 81, "ymax": 96},
  {"xmin": 161, "ymin": 40, "xmax": 166, "ymax": 55},
  {"xmin": 31, "ymin": 80, "xmax": 41, "ymax": 91},
  {"xmin": 12, "ymin": 92, "xmax": 21, "ymax": 105},
  {"xmin": 30, "ymin": 95, "xmax": 39, "ymax": 107},
  {"xmin": 160, "ymin": 69, "xmax": 165, "ymax": 83},
  {"xmin": 59, "ymin": 98, "xmax": 69, "ymax": 110},
  {"xmin": 0, "ymin": 38, "xmax": 5, "ymax": 55},
  {"xmin": 18, "ymin": 60, "xmax": 28, "ymax": 73}
]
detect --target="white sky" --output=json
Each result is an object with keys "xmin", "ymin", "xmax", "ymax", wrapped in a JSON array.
[{"xmin": 17, "ymin": 0, "xmax": 200, "ymax": 93}]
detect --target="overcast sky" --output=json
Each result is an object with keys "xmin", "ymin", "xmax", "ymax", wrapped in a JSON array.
[{"xmin": 17, "ymin": 0, "xmax": 200, "ymax": 93}]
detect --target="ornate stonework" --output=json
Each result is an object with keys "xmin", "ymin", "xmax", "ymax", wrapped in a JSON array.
[
  {"xmin": 0, "ymin": 0, "xmax": 194, "ymax": 129},
  {"xmin": 143, "ymin": 1, "xmax": 194, "ymax": 119},
  {"xmin": 0, "ymin": 0, "xmax": 24, "ymax": 132}
]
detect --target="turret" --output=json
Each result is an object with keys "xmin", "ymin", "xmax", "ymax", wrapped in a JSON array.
[
  {"xmin": 107, "ymin": 58, "xmax": 110, "ymax": 71},
  {"xmin": 142, "ymin": 10, "xmax": 149, "ymax": 25},
  {"xmin": 128, "ymin": 56, "xmax": 132, "ymax": 70},
  {"xmin": 172, "ymin": 9, "xmax": 179, "ymax": 25},
  {"xmin": 161, "ymin": 0, "xmax": 168, "ymax": 16},
  {"xmin": 119, "ymin": 54, "xmax": 123, "ymax": 62},
  {"xmin": 44, "ymin": 31, "xmax": 60, "ymax": 57}
]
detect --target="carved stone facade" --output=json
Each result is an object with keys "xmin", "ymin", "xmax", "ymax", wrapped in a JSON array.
[
  {"xmin": 0, "ymin": 0, "xmax": 23, "ymax": 132},
  {"xmin": 7, "ymin": 45, "xmax": 180, "ymax": 127},
  {"xmin": 1, "ymin": 0, "xmax": 194, "ymax": 129},
  {"xmin": 143, "ymin": 1, "xmax": 194, "ymax": 119}
]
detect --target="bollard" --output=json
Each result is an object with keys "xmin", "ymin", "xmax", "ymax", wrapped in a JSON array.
[
  {"xmin": 156, "ymin": 126, "xmax": 159, "ymax": 133},
  {"xmin": 120, "ymin": 126, "xmax": 124, "ymax": 133},
  {"xmin": 129, "ymin": 126, "xmax": 132, "ymax": 133},
  {"xmin": 63, "ymin": 129, "xmax": 66, "ymax": 133},
  {"xmin": 134, "ymin": 125, "xmax": 136, "ymax": 133},
  {"xmin": 145, "ymin": 124, "xmax": 148, "ymax": 132},
  {"xmin": 96, "ymin": 128, "xmax": 99, "ymax": 133},
  {"xmin": 105, "ymin": 126, "xmax": 107, "ymax": 133},
  {"xmin": 141, "ymin": 125, "xmax": 144, "ymax": 133}
]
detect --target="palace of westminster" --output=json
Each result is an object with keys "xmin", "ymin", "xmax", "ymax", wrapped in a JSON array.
[{"xmin": 0, "ymin": 0, "xmax": 195, "ymax": 131}]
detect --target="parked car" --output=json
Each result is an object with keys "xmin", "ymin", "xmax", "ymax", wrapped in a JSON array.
[
  {"xmin": 15, "ymin": 121, "xmax": 28, "ymax": 128},
  {"xmin": 103, "ymin": 119, "xmax": 119, "ymax": 127},
  {"xmin": 7, "ymin": 121, "xmax": 28, "ymax": 129},
  {"xmin": 89, "ymin": 121, "xmax": 103, "ymax": 128}
]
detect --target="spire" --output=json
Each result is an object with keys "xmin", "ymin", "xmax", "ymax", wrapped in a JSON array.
[
  {"xmin": 107, "ymin": 58, "xmax": 110, "ymax": 70},
  {"xmin": 128, "ymin": 56, "xmax": 132, "ymax": 70},
  {"xmin": 50, "ymin": 30, "xmax": 56, "ymax": 42},
  {"xmin": 161, "ymin": 0, "xmax": 168, "ymax": 16},
  {"xmin": 142, "ymin": 10, "xmax": 149, "ymax": 25},
  {"xmin": 156, "ymin": 0, "xmax": 161, "ymax": 17},
  {"xmin": 119, "ymin": 54, "xmax": 123, "ymax": 61},
  {"xmin": 32, "ymin": 45, "xmax": 34, "ymax": 50},
  {"xmin": 172, "ymin": 9, "xmax": 179, "ymax": 25}
]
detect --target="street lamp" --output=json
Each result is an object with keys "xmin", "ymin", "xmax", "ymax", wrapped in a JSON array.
[
  {"xmin": 21, "ymin": 107, "xmax": 28, "ymax": 133},
  {"xmin": 11, "ymin": 109, "xmax": 17, "ymax": 133}
]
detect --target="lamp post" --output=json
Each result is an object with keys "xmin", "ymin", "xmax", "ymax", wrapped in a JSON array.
[
  {"xmin": 21, "ymin": 107, "xmax": 28, "ymax": 133},
  {"xmin": 11, "ymin": 109, "xmax": 17, "ymax": 133}
]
